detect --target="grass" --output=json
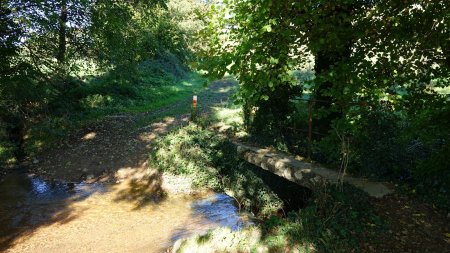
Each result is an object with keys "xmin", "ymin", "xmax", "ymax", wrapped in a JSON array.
[
  {"xmin": 0, "ymin": 124, "xmax": 17, "ymax": 169},
  {"xmin": 0, "ymin": 141, "xmax": 16, "ymax": 168},
  {"xmin": 209, "ymin": 100, "xmax": 248, "ymax": 138},
  {"xmin": 23, "ymin": 65, "xmax": 207, "ymax": 157},
  {"xmin": 173, "ymin": 185, "xmax": 382, "ymax": 253},
  {"xmin": 149, "ymin": 123, "xmax": 284, "ymax": 218},
  {"xmin": 149, "ymin": 119, "xmax": 382, "ymax": 252}
]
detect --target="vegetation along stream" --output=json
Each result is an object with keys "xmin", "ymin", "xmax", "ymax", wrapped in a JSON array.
[
  {"xmin": 0, "ymin": 169, "xmax": 256, "ymax": 253},
  {"xmin": 0, "ymin": 164, "xmax": 312, "ymax": 253},
  {"xmin": 1, "ymin": 0, "xmax": 448, "ymax": 252}
]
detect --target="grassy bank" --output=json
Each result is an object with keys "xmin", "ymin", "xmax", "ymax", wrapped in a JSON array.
[
  {"xmin": 172, "ymin": 186, "xmax": 381, "ymax": 253},
  {"xmin": 0, "ymin": 58, "xmax": 207, "ymax": 168},
  {"xmin": 24, "ymin": 72, "xmax": 205, "ymax": 156},
  {"xmin": 150, "ymin": 123, "xmax": 284, "ymax": 218},
  {"xmin": 149, "ymin": 121, "xmax": 381, "ymax": 252}
]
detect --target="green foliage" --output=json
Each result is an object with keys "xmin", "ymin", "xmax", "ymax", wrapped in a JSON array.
[
  {"xmin": 249, "ymin": 84, "xmax": 301, "ymax": 136},
  {"xmin": 173, "ymin": 184, "xmax": 382, "ymax": 252},
  {"xmin": 295, "ymin": 184, "xmax": 382, "ymax": 252},
  {"xmin": 150, "ymin": 123, "xmax": 283, "ymax": 218},
  {"xmin": 199, "ymin": 0, "xmax": 449, "ymax": 207},
  {"xmin": 23, "ymin": 68, "xmax": 205, "ymax": 158},
  {"xmin": 150, "ymin": 124, "xmax": 222, "ymax": 190},
  {"xmin": 200, "ymin": 0, "xmax": 449, "ymax": 125},
  {"xmin": 0, "ymin": 141, "xmax": 16, "ymax": 167},
  {"xmin": 91, "ymin": 0, "xmax": 204, "ymax": 69},
  {"xmin": 316, "ymin": 107, "xmax": 406, "ymax": 178},
  {"xmin": 0, "ymin": 0, "xmax": 208, "ymax": 168},
  {"xmin": 313, "ymin": 102, "xmax": 450, "ymax": 209},
  {"xmin": 412, "ymin": 143, "xmax": 450, "ymax": 210}
]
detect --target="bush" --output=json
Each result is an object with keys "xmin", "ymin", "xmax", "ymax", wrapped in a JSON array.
[
  {"xmin": 316, "ymin": 107, "xmax": 412, "ymax": 179},
  {"xmin": 0, "ymin": 140, "xmax": 16, "ymax": 167},
  {"xmin": 412, "ymin": 143, "xmax": 450, "ymax": 210},
  {"xmin": 173, "ymin": 184, "xmax": 382, "ymax": 253},
  {"xmin": 249, "ymin": 84, "xmax": 301, "ymax": 137},
  {"xmin": 353, "ymin": 108, "xmax": 407, "ymax": 178},
  {"xmin": 150, "ymin": 123, "xmax": 283, "ymax": 218},
  {"xmin": 295, "ymin": 184, "xmax": 382, "ymax": 252},
  {"xmin": 140, "ymin": 52, "xmax": 187, "ymax": 80},
  {"xmin": 313, "ymin": 102, "xmax": 450, "ymax": 209}
]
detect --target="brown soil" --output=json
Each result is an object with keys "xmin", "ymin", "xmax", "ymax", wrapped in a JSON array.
[
  {"xmin": 29, "ymin": 79, "xmax": 235, "ymax": 182},
  {"xmin": 4, "ymin": 77, "xmax": 449, "ymax": 253},
  {"xmin": 362, "ymin": 193, "xmax": 450, "ymax": 253},
  {"xmin": 0, "ymin": 79, "xmax": 237, "ymax": 253}
]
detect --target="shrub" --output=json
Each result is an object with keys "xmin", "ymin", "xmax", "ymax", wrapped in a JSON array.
[
  {"xmin": 172, "ymin": 184, "xmax": 382, "ymax": 253},
  {"xmin": 150, "ymin": 123, "xmax": 283, "ymax": 218},
  {"xmin": 353, "ymin": 108, "xmax": 407, "ymax": 178}
]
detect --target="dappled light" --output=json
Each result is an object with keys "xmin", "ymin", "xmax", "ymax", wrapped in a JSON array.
[
  {"xmin": 1, "ymin": 0, "xmax": 449, "ymax": 252},
  {"xmin": 0, "ymin": 171, "xmax": 251, "ymax": 253},
  {"xmin": 113, "ymin": 169, "xmax": 166, "ymax": 210},
  {"xmin": 81, "ymin": 132, "xmax": 96, "ymax": 141},
  {"xmin": 0, "ymin": 78, "xmax": 245, "ymax": 252}
]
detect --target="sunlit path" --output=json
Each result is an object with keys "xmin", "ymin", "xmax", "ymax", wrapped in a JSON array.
[{"xmin": 0, "ymin": 80, "xmax": 240, "ymax": 253}]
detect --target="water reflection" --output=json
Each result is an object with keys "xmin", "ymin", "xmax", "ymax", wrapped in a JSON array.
[
  {"xmin": 0, "ymin": 172, "xmax": 252, "ymax": 253},
  {"xmin": 192, "ymin": 193, "xmax": 250, "ymax": 231},
  {"xmin": 31, "ymin": 179, "xmax": 49, "ymax": 194}
]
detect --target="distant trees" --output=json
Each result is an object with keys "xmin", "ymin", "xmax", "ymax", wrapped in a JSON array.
[
  {"xmin": 199, "ymin": 1, "xmax": 449, "ymax": 190},
  {"xmin": 200, "ymin": 0, "xmax": 449, "ymax": 130},
  {"xmin": 0, "ymin": 0, "xmax": 207, "ymax": 165}
]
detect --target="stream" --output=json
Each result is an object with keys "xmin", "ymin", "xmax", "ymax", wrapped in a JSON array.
[{"xmin": 0, "ymin": 172, "xmax": 252, "ymax": 253}]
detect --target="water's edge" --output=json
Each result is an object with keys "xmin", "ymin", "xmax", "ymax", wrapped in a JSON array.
[{"xmin": 0, "ymin": 172, "xmax": 253, "ymax": 253}]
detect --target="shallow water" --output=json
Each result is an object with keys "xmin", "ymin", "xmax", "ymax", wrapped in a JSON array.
[{"xmin": 0, "ymin": 173, "xmax": 251, "ymax": 253}]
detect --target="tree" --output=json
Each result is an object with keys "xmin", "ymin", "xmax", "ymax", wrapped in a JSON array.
[
  {"xmin": 0, "ymin": 2, "xmax": 40, "ymax": 160},
  {"xmin": 7, "ymin": 0, "xmax": 94, "ymax": 76},
  {"xmin": 200, "ymin": 0, "xmax": 449, "ymax": 132}
]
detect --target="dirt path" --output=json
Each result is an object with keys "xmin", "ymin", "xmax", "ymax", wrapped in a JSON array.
[
  {"xmin": 30, "ymin": 79, "xmax": 235, "ymax": 182},
  {"xmin": 362, "ymin": 193, "xmax": 450, "ymax": 253},
  {"xmin": 0, "ymin": 79, "xmax": 238, "ymax": 253}
]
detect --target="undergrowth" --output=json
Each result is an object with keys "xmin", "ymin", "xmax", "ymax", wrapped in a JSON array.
[
  {"xmin": 0, "ymin": 53, "xmax": 207, "ymax": 168},
  {"xmin": 22, "ymin": 60, "xmax": 205, "ymax": 158},
  {"xmin": 150, "ymin": 121, "xmax": 382, "ymax": 252},
  {"xmin": 172, "ymin": 182, "xmax": 382, "ymax": 252},
  {"xmin": 150, "ymin": 123, "xmax": 283, "ymax": 218}
]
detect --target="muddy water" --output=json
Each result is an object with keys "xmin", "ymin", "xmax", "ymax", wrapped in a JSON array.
[{"xmin": 0, "ymin": 173, "xmax": 252, "ymax": 253}]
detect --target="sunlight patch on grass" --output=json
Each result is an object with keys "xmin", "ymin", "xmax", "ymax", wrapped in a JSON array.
[
  {"xmin": 0, "ymin": 142, "xmax": 17, "ymax": 166},
  {"xmin": 211, "ymin": 105, "xmax": 248, "ymax": 138},
  {"xmin": 121, "ymin": 72, "xmax": 205, "ymax": 114},
  {"xmin": 24, "ymin": 71, "xmax": 207, "ymax": 156},
  {"xmin": 215, "ymin": 107, "xmax": 243, "ymax": 124},
  {"xmin": 172, "ymin": 226, "xmax": 315, "ymax": 253}
]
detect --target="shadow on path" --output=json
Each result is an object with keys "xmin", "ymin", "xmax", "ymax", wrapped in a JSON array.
[{"xmin": 0, "ymin": 79, "xmax": 238, "ymax": 252}]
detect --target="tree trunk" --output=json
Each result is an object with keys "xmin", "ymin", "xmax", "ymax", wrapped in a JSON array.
[
  {"xmin": 313, "ymin": 51, "xmax": 344, "ymax": 135},
  {"xmin": 57, "ymin": 0, "xmax": 67, "ymax": 65}
]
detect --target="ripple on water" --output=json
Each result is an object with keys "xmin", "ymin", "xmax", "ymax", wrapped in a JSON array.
[{"xmin": 0, "ymin": 173, "xmax": 253, "ymax": 253}]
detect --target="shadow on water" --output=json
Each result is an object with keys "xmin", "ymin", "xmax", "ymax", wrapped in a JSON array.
[
  {"xmin": 247, "ymin": 164, "xmax": 312, "ymax": 214},
  {"xmin": 0, "ymin": 111, "xmax": 186, "ymax": 250},
  {"xmin": 113, "ymin": 169, "xmax": 166, "ymax": 210},
  {"xmin": 0, "ymin": 169, "xmax": 107, "ymax": 251},
  {"xmin": 0, "ymin": 78, "xmax": 247, "ymax": 252},
  {"xmin": 169, "ymin": 193, "xmax": 253, "ymax": 243},
  {"xmin": 0, "ymin": 169, "xmax": 252, "ymax": 252}
]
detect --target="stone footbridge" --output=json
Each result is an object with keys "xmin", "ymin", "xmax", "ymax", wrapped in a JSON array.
[{"xmin": 235, "ymin": 142, "xmax": 393, "ymax": 198}]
